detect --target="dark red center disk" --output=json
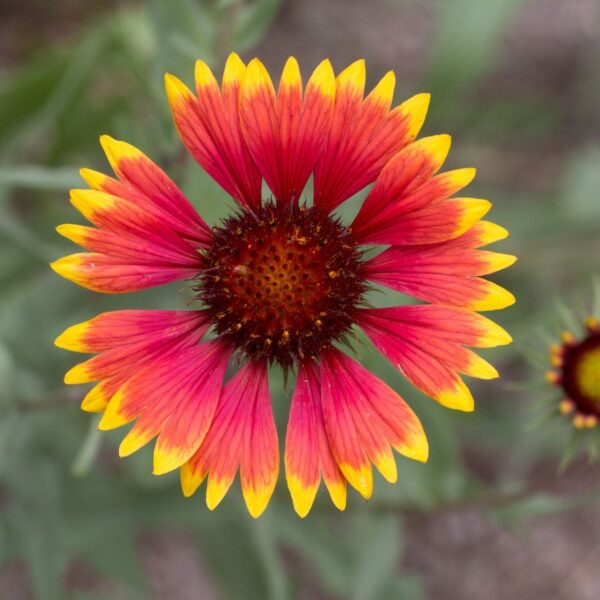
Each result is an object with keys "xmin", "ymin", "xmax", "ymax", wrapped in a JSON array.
[
  {"xmin": 199, "ymin": 203, "xmax": 366, "ymax": 366},
  {"xmin": 561, "ymin": 333, "xmax": 600, "ymax": 416}
]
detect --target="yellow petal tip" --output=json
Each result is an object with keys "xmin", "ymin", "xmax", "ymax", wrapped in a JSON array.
[
  {"xmin": 455, "ymin": 198, "xmax": 492, "ymax": 236},
  {"xmin": 308, "ymin": 59, "xmax": 335, "ymax": 98},
  {"xmin": 55, "ymin": 224, "xmax": 86, "ymax": 246},
  {"xmin": 472, "ymin": 286, "xmax": 516, "ymax": 312},
  {"xmin": 243, "ymin": 57, "xmax": 273, "ymax": 96},
  {"xmin": 488, "ymin": 253, "xmax": 518, "ymax": 273},
  {"xmin": 99, "ymin": 136, "xmax": 142, "ymax": 175},
  {"xmin": 79, "ymin": 168, "xmax": 107, "ymax": 190},
  {"xmin": 369, "ymin": 71, "xmax": 396, "ymax": 106},
  {"xmin": 469, "ymin": 358, "xmax": 500, "ymax": 380},
  {"xmin": 63, "ymin": 362, "xmax": 92, "ymax": 385},
  {"xmin": 153, "ymin": 448, "xmax": 184, "ymax": 476},
  {"xmin": 54, "ymin": 321, "xmax": 90, "ymax": 352},
  {"xmin": 339, "ymin": 463, "xmax": 373, "ymax": 499},
  {"xmin": 180, "ymin": 464, "xmax": 205, "ymax": 497},
  {"xmin": 281, "ymin": 56, "xmax": 301, "ymax": 86},
  {"xmin": 206, "ymin": 477, "xmax": 231, "ymax": 511},
  {"xmin": 80, "ymin": 384, "xmax": 110, "ymax": 413},
  {"xmin": 374, "ymin": 451, "xmax": 398, "ymax": 483},
  {"xmin": 414, "ymin": 134, "xmax": 451, "ymax": 170},
  {"xmin": 287, "ymin": 475, "xmax": 318, "ymax": 518},
  {"xmin": 118, "ymin": 428, "xmax": 149, "ymax": 457},
  {"xmin": 325, "ymin": 481, "xmax": 347, "ymax": 511},
  {"xmin": 478, "ymin": 221, "xmax": 510, "ymax": 245},
  {"xmin": 194, "ymin": 60, "xmax": 219, "ymax": 91},
  {"xmin": 396, "ymin": 426, "xmax": 430, "ymax": 463},
  {"xmin": 436, "ymin": 380, "xmax": 475, "ymax": 412},
  {"xmin": 243, "ymin": 486, "xmax": 274, "ymax": 519},
  {"xmin": 164, "ymin": 73, "xmax": 194, "ymax": 107},
  {"xmin": 222, "ymin": 52, "xmax": 246, "ymax": 86},
  {"xmin": 399, "ymin": 92, "xmax": 431, "ymax": 139},
  {"xmin": 337, "ymin": 59, "xmax": 366, "ymax": 95}
]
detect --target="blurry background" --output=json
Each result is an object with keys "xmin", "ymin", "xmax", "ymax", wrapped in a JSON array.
[{"xmin": 1, "ymin": 0, "xmax": 600, "ymax": 598}]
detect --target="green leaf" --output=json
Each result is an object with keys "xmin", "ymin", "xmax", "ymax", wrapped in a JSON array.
[
  {"xmin": 278, "ymin": 514, "xmax": 353, "ymax": 595},
  {"xmin": 71, "ymin": 416, "xmax": 103, "ymax": 477},
  {"xmin": 351, "ymin": 515, "xmax": 401, "ymax": 600},
  {"xmin": 426, "ymin": 0, "xmax": 525, "ymax": 107},
  {"xmin": 0, "ymin": 166, "xmax": 81, "ymax": 190},
  {"xmin": 5, "ymin": 459, "xmax": 67, "ymax": 600},
  {"xmin": 232, "ymin": 0, "xmax": 282, "ymax": 50}
]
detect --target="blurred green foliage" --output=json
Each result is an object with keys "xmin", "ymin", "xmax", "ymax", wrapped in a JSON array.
[{"xmin": 1, "ymin": 0, "xmax": 600, "ymax": 598}]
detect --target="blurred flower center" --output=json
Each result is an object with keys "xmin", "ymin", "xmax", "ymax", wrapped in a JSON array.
[
  {"xmin": 574, "ymin": 344, "xmax": 600, "ymax": 404},
  {"xmin": 199, "ymin": 202, "xmax": 366, "ymax": 366},
  {"xmin": 562, "ymin": 334, "xmax": 600, "ymax": 414}
]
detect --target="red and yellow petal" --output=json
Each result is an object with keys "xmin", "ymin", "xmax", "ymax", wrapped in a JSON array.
[
  {"xmin": 357, "ymin": 306, "xmax": 511, "ymax": 411},
  {"xmin": 285, "ymin": 361, "xmax": 346, "ymax": 517},
  {"xmin": 313, "ymin": 59, "xmax": 430, "ymax": 212},
  {"xmin": 78, "ymin": 169, "xmax": 206, "ymax": 248},
  {"xmin": 364, "ymin": 238, "xmax": 516, "ymax": 312},
  {"xmin": 66, "ymin": 189, "xmax": 200, "ymax": 256},
  {"xmin": 99, "ymin": 341, "xmax": 231, "ymax": 474},
  {"xmin": 445, "ymin": 219, "xmax": 510, "ymax": 249},
  {"xmin": 320, "ymin": 349, "xmax": 428, "ymax": 499},
  {"xmin": 56, "ymin": 223, "xmax": 200, "ymax": 269},
  {"xmin": 97, "ymin": 136, "xmax": 210, "ymax": 242},
  {"xmin": 352, "ymin": 136, "xmax": 487, "ymax": 245},
  {"xmin": 240, "ymin": 57, "xmax": 335, "ymax": 204},
  {"xmin": 365, "ymin": 244, "xmax": 515, "ymax": 284},
  {"xmin": 353, "ymin": 135, "xmax": 455, "ymax": 235},
  {"xmin": 361, "ymin": 197, "xmax": 491, "ymax": 247},
  {"xmin": 80, "ymin": 378, "xmax": 121, "ymax": 413},
  {"xmin": 165, "ymin": 53, "xmax": 262, "ymax": 210},
  {"xmin": 50, "ymin": 252, "xmax": 200, "ymax": 294},
  {"xmin": 57, "ymin": 309, "xmax": 210, "ymax": 420},
  {"xmin": 56, "ymin": 309, "xmax": 209, "ymax": 354},
  {"xmin": 182, "ymin": 361, "xmax": 279, "ymax": 518},
  {"xmin": 54, "ymin": 141, "xmax": 209, "ymax": 294}
]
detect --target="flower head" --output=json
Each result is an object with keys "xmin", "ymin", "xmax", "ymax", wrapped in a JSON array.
[
  {"xmin": 547, "ymin": 318, "xmax": 600, "ymax": 430},
  {"xmin": 52, "ymin": 54, "xmax": 514, "ymax": 517}
]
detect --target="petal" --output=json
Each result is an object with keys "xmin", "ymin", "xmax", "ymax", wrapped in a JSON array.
[
  {"xmin": 183, "ymin": 361, "xmax": 279, "ymax": 518},
  {"xmin": 55, "ymin": 148, "xmax": 208, "ymax": 294},
  {"xmin": 79, "ymin": 169, "xmax": 205, "ymax": 247},
  {"xmin": 357, "ymin": 197, "xmax": 492, "ymax": 246},
  {"xmin": 357, "ymin": 306, "xmax": 512, "ymax": 410},
  {"xmin": 103, "ymin": 341, "xmax": 231, "ymax": 475},
  {"xmin": 50, "ymin": 252, "xmax": 200, "ymax": 294},
  {"xmin": 165, "ymin": 53, "xmax": 262, "ymax": 210},
  {"xmin": 366, "ymin": 244, "xmax": 516, "ymax": 281},
  {"xmin": 320, "ymin": 349, "xmax": 428, "ymax": 499},
  {"xmin": 240, "ymin": 365, "xmax": 280, "ymax": 518},
  {"xmin": 352, "ymin": 135, "xmax": 456, "ymax": 238},
  {"xmin": 362, "ymin": 219, "xmax": 516, "ymax": 311},
  {"xmin": 443, "ymin": 219, "xmax": 510, "ymax": 249},
  {"xmin": 364, "ymin": 238, "xmax": 516, "ymax": 312},
  {"xmin": 351, "ymin": 137, "xmax": 488, "ymax": 245},
  {"xmin": 96, "ymin": 136, "xmax": 210, "ymax": 243},
  {"xmin": 55, "ymin": 225, "xmax": 197, "ymax": 271},
  {"xmin": 55, "ymin": 309, "xmax": 209, "ymax": 353},
  {"xmin": 240, "ymin": 57, "xmax": 335, "ymax": 204},
  {"xmin": 285, "ymin": 361, "xmax": 346, "ymax": 517},
  {"xmin": 64, "ymin": 322, "xmax": 208, "ymax": 387},
  {"xmin": 59, "ymin": 309, "xmax": 209, "ymax": 423},
  {"xmin": 66, "ymin": 189, "xmax": 201, "ymax": 257},
  {"xmin": 58, "ymin": 190, "xmax": 201, "ymax": 265},
  {"xmin": 80, "ymin": 378, "xmax": 120, "ymax": 413},
  {"xmin": 313, "ymin": 59, "xmax": 429, "ymax": 212}
]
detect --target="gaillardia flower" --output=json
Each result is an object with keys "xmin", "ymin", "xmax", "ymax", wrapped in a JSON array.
[
  {"xmin": 52, "ymin": 54, "xmax": 515, "ymax": 517},
  {"xmin": 547, "ymin": 317, "xmax": 600, "ymax": 430}
]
